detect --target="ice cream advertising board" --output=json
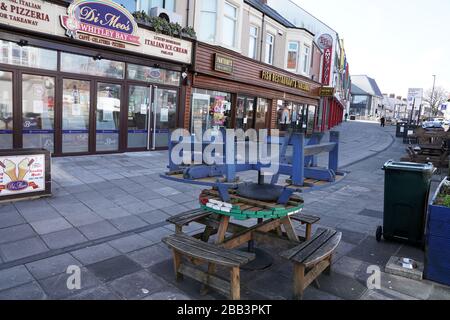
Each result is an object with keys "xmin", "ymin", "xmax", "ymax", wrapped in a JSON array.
[{"xmin": 0, "ymin": 154, "xmax": 47, "ymax": 200}]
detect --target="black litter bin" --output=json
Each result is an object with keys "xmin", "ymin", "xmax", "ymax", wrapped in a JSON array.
[
  {"xmin": 396, "ymin": 122, "xmax": 406, "ymax": 138},
  {"xmin": 376, "ymin": 160, "xmax": 435, "ymax": 246},
  {"xmin": 403, "ymin": 124, "xmax": 419, "ymax": 144}
]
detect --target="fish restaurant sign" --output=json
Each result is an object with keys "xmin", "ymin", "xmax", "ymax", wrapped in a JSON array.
[{"xmin": 61, "ymin": 0, "xmax": 140, "ymax": 45}]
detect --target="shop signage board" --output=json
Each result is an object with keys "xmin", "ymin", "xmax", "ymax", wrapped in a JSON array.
[
  {"xmin": 407, "ymin": 88, "xmax": 423, "ymax": 109},
  {"xmin": 0, "ymin": 149, "xmax": 51, "ymax": 201},
  {"xmin": 214, "ymin": 54, "xmax": 233, "ymax": 74},
  {"xmin": 261, "ymin": 70, "xmax": 311, "ymax": 93},
  {"xmin": 0, "ymin": 0, "xmax": 193, "ymax": 64},
  {"xmin": 61, "ymin": 0, "xmax": 140, "ymax": 45},
  {"xmin": 318, "ymin": 34, "xmax": 333, "ymax": 86},
  {"xmin": 319, "ymin": 87, "xmax": 335, "ymax": 97}
]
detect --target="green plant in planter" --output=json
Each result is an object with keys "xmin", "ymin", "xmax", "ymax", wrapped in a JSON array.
[
  {"xmin": 132, "ymin": 11, "xmax": 197, "ymax": 39},
  {"xmin": 442, "ymin": 195, "xmax": 450, "ymax": 208}
]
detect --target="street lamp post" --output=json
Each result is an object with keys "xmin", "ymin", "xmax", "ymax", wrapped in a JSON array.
[{"xmin": 431, "ymin": 75, "xmax": 436, "ymax": 116}]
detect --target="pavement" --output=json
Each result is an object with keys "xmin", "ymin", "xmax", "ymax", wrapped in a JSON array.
[{"xmin": 0, "ymin": 121, "xmax": 449, "ymax": 300}]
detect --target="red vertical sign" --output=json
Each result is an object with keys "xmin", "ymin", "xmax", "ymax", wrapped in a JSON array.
[{"xmin": 318, "ymin": 34, "xmax": 333, "ymax": 86}]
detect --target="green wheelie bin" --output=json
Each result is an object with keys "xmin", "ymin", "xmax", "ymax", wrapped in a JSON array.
[{"xmin": 376, "ymin": 160, "xmax": 435, "ymax": 246}]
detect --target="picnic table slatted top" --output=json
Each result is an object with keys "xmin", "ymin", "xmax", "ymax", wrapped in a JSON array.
[{"xmin": 162, "ymin": 233, "xmax": 255, "ymax": 267}]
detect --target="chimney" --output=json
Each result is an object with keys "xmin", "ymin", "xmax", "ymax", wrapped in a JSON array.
[{"xmin": 259, "ymin": 0, "xmax": 268, "ymax": 4}]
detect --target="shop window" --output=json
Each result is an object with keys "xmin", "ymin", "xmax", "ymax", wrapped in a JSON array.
[
  {"xmin": 96, "ymin": 83, "xmax": 121, "ymax": 152},
  {"xmin": 265, "ymin": 33, "xmax": 274, "ymax": 65},
  {"xmin": 198, "ymin": 0, "xmax": 217, "ymax": 42},
  {"xmin": 248, "ymin": 26, "xmax": 258, "ymax": 59},
  {"xmin": 22, "ymin": 74, "xmax": 55, "ymax": 153},
  {"xmin": 127, "ymin": 64, "xmax": 180, "ymax": 86},
  {"xmin": 255, "ymin": 98, "xmax": 269, "ymax": 130},
  {"xmin": 0, "ymin": 71, "xmax": 13, "ymax": 149},
  {"xmin": 191, "ymin": 88, "xmax": 232, "ymax": 135},
  {"xmin": 287, "ymin": 42, "xmax": 299, "ymax": 71},
  {"xmin": 61, "ymin": 52, "xmax": 125, "ymax": 79},
  {"xmin": 306, "ymin": 105, "xmax": 316, "ymax": 135},
  {"xmin": 223, "ymin": 2, "xmax": 238, "ymax": 48},
  {"xmin": 277, "ymin": 100, "xmax": 292, "ymax": 131},
  {"xmin": 62, "ymin": 79, "xmax": 90, "ymax": 153},
  {"xmin": 0, "ymin": 40, "xmax": 57, "ymax": 70}
]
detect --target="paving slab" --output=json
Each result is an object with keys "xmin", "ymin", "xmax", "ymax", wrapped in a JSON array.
[
  {"xmin": 66, "ymin": 285, "xmax": 121, "ymax": 300},
  {"xmin": 107, "ymin": 270, "xmax": 166, "ymax": 300},
  {"xmin": 0, "ymin": 224, "xmax": 37, "ymax": 245},
  {"xmin": 0, "ymin": 210, "xmax": 25, "ymax": 229},
  {"xmin": 0, "ymin": 281, "xmax": 47, "ymax": 300},
  {"xmin": 30, "ymin": 217, "xmax": 73, "ymax": 235},
  {"xmin": 127, "ymin": 244, "xmax": 171, "ymax": 268},
  {"xmin": 78, "ymin": 221, "xmax": 121, "ymax": 240},
  {"xmin": 71, "ymin": 243, "xmax": 121, "ymax": 265},
  {"xmin": 0, "ymin": 265, "xmax": 34, "ymax": 291},
  {"xmin": 0, "ymin": 237, "xmax": 49, "ymax": 262},
  {"xmin": 26, "ymin": 253, "xmax": 82, "ymax": 280},
  {"xmin": 86, "ymin": 255, "xmax": 142, "ymax": 282},
  {"xmin": 41, "ymin": 228, "xmax": 88, "ymax": 250},
  {"xmin": 108, "ymin": 234, "xmax": 154, "ymax": 253},
  {"xmin": 109, "ymin": 215, "xmax": 148, "ymax": 232},
  {"xmin": 38, "ymin": 267, "xmax": 101, "ymax": 299}
]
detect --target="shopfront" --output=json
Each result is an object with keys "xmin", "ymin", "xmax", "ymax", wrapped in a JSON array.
[
  {"xmin": 186, "ymin": 43, "xmax": 321, "ymax": 136},
  {"xmin": 0, "ymin": 0, "xmax": 193, "ymax": 155}
]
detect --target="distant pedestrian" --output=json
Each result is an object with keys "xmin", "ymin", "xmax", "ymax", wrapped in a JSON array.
[
  {"xmin": 345, "ymin": 113, "xmax": 348, "ymax": 122},
  {"xmin": 380, "ymin": 116, "xmax": 386, "ymax": 127}
]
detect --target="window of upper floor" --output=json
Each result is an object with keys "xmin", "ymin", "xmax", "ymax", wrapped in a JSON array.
[
  {"xmin": 223, "ymin": 1, "xmax": 238, "ymax": 48},
  {"xmin": 265, "ymin": 33, "xmax": 274, "ymax": 65},
  {"xmin": 287, "ymin": 41, "xmax": 299, "ymax": 71},
  {"xmin": 198, "ymin": 0, "xmax": 218, "ymax": 43},
  {"xmin": 248, "ymin": 25, "xmax": 258, "ymax": 59},
  {"xmin": 301, "ymin": 44, "xmax": 311, "ymax": 75},
  {"xmin": 196, "ymin": 0, "xmax": 242, "ymax": 51},
  {"xmin": 117, "ymin": 0, "xmax": 176, "ymax": 13}
]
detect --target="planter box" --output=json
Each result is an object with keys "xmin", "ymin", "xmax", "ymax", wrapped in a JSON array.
[{"xmin": 425, "ymin": 177, "xmax": 450, "ymax": 286}]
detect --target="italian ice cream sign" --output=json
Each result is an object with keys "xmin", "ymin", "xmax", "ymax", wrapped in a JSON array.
[
  {"xmin": 0, "ymin": 155, "xmax": 45, "ymax": 196},
  {"xmin": 61, "ymin": 0, "xmax": 140, "ymax": 46}
]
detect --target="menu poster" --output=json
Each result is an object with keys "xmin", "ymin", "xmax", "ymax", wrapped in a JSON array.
[
  {"xmin": 33, "ymin": 100, "xmax": 44, "ymax": 114},
  {"xmin": 160, "ymin": 107, "xmax": 169, "ymax": 122},
  {"xmin": 72, "ymin": 104, "xmax": 81, "ymax": 116},
  {"xmin": 0, "ymin": 155, "xmax": 46, "ymax": 196},
  {"xmin": 140, "ymin": 104, "xmax": 147, "ymax": 115}
]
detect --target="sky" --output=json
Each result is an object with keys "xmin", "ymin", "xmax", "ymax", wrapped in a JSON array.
[{"xmin": 293, "ymin": 0, "xmax": 450, "ymax": 99}]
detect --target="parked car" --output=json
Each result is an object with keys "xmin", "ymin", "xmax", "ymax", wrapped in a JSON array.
[{"xmin": 422, "ymin": 121, "xmax": 445, "ymax": 131}]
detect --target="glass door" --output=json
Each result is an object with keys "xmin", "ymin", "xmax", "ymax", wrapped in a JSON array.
[
  {"xmin": 96, "ymin": 83, "xmax": 121, "ymax": 152},
  {"xmin": 0, "ymin": 70, "xmax": 13, "ymax": 149},
  {"xmin": 127, "ymin": 85, "xmax": 151, "ymax": 149},
  {"xmin": 151, "ymin": 87, "xmax": 177, "ymax": 149},
  {"xmin": 62, "ymin": 79, "xmax": 90, "ymax": 153},
  {"xmin": 236, "ymin": 96, "xmax": 256, "ymax": 131},
  {"xmin": 255, "ymin": 98, "xmax": 269, "ymax": 130},
  {"xmin": 22, "ymin": 74, "xmax": 55, "ymax": 152}
]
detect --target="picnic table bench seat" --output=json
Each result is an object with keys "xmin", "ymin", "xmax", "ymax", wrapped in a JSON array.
[
  {"xmin": 166, "ymin": 209, "xmax": 211, "ymax": 233},
  {"xmin": 281, "ymin": 228, "xmax": 342, "ymax": 300},
  {"xmin": 162, "ymin": 233, "xmax": 255, "ymax": 300},
  {"xmin": 289, "ymin": 213, "xmax": 321, "ymax": 240}
]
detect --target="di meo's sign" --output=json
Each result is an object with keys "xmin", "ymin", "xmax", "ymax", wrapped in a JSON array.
[{"xmin": 61, "ymin": 0, "xmax": 140, "ymax": 45}]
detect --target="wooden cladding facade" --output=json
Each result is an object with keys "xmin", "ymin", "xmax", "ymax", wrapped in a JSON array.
[
  {"xmin": 180, "ymin": 42, "xmax": 322, "ymax": 131},
  {"xmin": 193, "ymin": 43, "xmax": 322, "ymax": 102}
]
